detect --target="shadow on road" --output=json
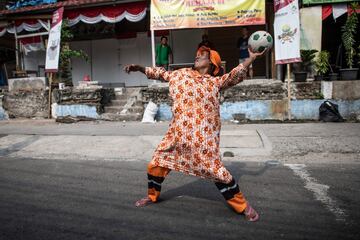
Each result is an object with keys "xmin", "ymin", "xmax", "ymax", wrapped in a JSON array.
[
  {"xmin": 161, "ymin": 161, "xmax": 275, "ymax": 203},
  {"xmin": 0, "ymin": 135, "xmax": 40, "ymax": 157}
]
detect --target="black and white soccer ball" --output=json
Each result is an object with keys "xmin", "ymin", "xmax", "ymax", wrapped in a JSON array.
[{"xmin": 248, "ymin": 31, "xmax": 273, "ymax": 53}]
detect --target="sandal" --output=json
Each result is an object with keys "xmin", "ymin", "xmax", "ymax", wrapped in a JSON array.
[
  {"xmin": 135, "ymin": 197, "xmax": 153, "ymax": 207},
  {"xmin": 244, "ymin": 203, "xmax": 259, "ymax": 222}
]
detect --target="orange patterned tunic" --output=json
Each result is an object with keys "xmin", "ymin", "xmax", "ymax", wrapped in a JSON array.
[{"xmin": 145, "ymin": 65, "xmax": 247, "ymax": 184}]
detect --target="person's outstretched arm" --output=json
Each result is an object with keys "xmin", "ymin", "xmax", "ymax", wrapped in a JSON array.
[
  {"xmin": 217, "ymin": 48, "xmax": 266, "ymax": 90},
  {"xmin": 124, "ymin": 64, "xmax": 146, "ymax": 74},
  {"xmin": 124, "ymin": 64, "xmax": 171, "ymax": 82}
]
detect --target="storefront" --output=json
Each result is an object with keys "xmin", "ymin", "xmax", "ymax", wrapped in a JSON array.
[{"xmin": 0, "ymin": 0, "xmax": 276, "ymax": 88}]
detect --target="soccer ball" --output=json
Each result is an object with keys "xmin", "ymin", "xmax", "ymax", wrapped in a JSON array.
[{"xmin": 248, "ymin": 31, "xmax": 273, "ymax": 53}]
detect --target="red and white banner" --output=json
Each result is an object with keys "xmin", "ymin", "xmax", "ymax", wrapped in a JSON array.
[
  {"xmin": 20, "ymin": 36, "xmax": 45, "ymax": 54},
  {"xmin": 45, "ymin": 7, "xmax": 64, "ymax": 72},
  {"xmin": 274, "ymin": 0, "xmax": 301, "ymax": 64},
  {"xmin": 65, "ymin": 2, "xmax": 147, "ymax": 26},
  {"xmin": 0, "ymin": 2, "xmax": 147, "ymax": 38},
  {"xmin": 0, "ymin": 19, "xmax": 48, "ymax": 37}
]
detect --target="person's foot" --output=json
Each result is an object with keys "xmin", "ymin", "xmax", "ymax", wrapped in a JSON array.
[
  {"xmin": 135, "ymin": 197, "xmax": 153, "ymax": 207},
  {"xmin": 244, "ymin": 203, "xmax": 259, "ymax": 222}
]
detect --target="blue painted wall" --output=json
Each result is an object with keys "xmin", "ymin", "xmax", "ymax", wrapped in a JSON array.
[
  {"xmin": 221, "ymin": 101, "xmax": 278, "ymax": 120},
  {"xmin": 291, "ymin": 100, "xmax": 360, "ymax": 119},
  {"xmin": 3, "ymin": 100, "xmax": 360, "ymax": 121},
  {"xmin": 155, "ymin": 100, "xmax": 360, "ymax": 121}
]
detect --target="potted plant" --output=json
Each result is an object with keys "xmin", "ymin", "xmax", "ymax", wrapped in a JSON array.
[
  {"xmin": 340, "ymin": 2, "xmax": 359, "ymax": 80},
  {"xmin": 328, "ymin": 69, "xmax": 339, "ymax": 81},
  {"xmin": 293, "ymin": 49, "xmax": 318, "ymax": 82},
  {"xmin": 314, "ymin": 50, "xmax": 331, "ymax": 81}
]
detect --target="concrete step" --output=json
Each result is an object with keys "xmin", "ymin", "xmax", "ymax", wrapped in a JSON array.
[
  {"xmin": 114, "ymin": 87, "xmax": 125, "ymax": 94},
  {"xmin": 108, "ymin": 100, "xmax": 143, "ymax": 107},
  {"xmin": 104, "ymin": 106, "xmax": 144, "ymax": 114},
  {"xmin": 114, "ymin": 94, "xmax": 141, "ymax": 101},
  {"xmin": 114, "ymin": 94, "xmax": 128, "ymax": 101},
  {"xmin": 108, "ymin": 99, "xmax": 128, "ymax": 106},
  {"xmin": 100, "ymin": 113, "xmax": 142, "ymax": 121}
]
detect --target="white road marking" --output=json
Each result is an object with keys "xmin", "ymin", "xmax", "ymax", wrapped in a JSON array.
[{"xmin": 285, "ymin": 164, "xmax": 346, "ymax": 221}]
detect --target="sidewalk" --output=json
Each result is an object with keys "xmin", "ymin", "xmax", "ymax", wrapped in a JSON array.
[
  {"xmin": 0, "ymin": 120, "xmax": 272, "ymax": 161},
  {"xmin": 1, "ymin": 120, "xmax": 359, "ymax": 164}
]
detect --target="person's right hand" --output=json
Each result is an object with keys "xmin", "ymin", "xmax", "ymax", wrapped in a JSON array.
[{"xmin": 124, "ymin": 64, "xmax": 139, "ymax": 74}]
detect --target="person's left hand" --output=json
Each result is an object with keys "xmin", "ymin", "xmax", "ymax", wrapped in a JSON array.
[{"xmin": 248, "ymin": 47, "xmax": 268, "ymax": 60}]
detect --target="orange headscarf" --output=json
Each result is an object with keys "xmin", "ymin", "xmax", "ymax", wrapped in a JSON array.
[{"xmin": 196, "ymin": 46, "xmax": 222, "ymax": 76}]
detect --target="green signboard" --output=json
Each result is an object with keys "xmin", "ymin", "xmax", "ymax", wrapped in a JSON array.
[{"xmin": 303, "ymin": 0, "xmax": 356, "ymax": 5}]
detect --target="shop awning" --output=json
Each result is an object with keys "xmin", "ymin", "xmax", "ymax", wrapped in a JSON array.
[{"xmin": 65, "ymin": 2, "xmax": 147, "ymax": 26}]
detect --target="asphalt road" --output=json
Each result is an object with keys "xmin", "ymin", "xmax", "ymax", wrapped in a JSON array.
[
  {"xmin": 0, "ymin": 157, "xmax": 359, "ymax": 240},
  {"xmin": 0, "ymin": 122, "xmax": 359, "ymax": 239}
]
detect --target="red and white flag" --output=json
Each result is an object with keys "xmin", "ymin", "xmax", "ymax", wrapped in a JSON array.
[
  {"xmin": 20, "ymin": 36, "xmax": 45, "ymax": 55},
  {"xmin": 274, "ymin": 0, "xmax": 301, "ymax": 64},
  {"xmin": 0, "ymin": 27, "xmax": 6, "ymax": 37},
  {"xmin": 45, "ymin": 7, "xmax": 64, "ymax": 72}
]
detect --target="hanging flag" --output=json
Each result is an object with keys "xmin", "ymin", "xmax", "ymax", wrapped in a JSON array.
[
  {"xmin": 274, "ymin": 0, "xmax": 301, "ymax": 64},
  {"xmin": 332, "ymin": 4, "xmax": 347, "ymax": 20},
  {"xmin": 322, "ymin": 5, "xmax": 332, "ymax": 20},
  {"xmin": 45, "ymin": 7, "xmax": 63, "ymax": 72},
  {"xmin": 0, "ymin": 27, "xmax": 5, "ymax": 37},
  {"xmin": 322, "ymin": 4, "xmax": 360, "ymax": 21},
  {"xmin": 20, "ymin": 36, "xmax": 45, "ymax": 55}
]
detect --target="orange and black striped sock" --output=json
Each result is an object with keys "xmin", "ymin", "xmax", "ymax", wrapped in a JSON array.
[
  {"xmin": 147, "ymin": 173, "xmax": 166, "ymax": 202},
  {"xmin": 215, "ymin": 178, "xmax": 247, "ymax": 213},
  {"xmin": 147, "ymin": 164, "xmax": 171, "ymax": 202}
]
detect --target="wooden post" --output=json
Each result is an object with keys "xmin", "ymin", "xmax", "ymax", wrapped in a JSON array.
[
  {"xmin": 3, "ymin": 63, "xmax": 8, "ymax": 81},
  {"xmin": 287, "ymin": 64, "xmax": 291, "ymax": 120},
  {"xmin": 13, "ymin": 21, "xmax": 20, "ymax": 71},
  {"xmin": 151, "ymin": 30, "xmax": 156, "ymax": 67},
  {"xmin": 48, "ymin": 72, "xmax": 53, "ymax": 119}
]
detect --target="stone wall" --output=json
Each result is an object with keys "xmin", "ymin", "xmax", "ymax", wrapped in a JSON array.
[
  {"xmin": 221, "ymin": 81, "xmax": 286, "ymax": 102},
  {"xmin": 332, "ymin": 80, "xmax": 360, "ymax": 100},
  {"xmin": 141, "ymin": 87, "xmax": 171, "ymax": 104},
  {"xmin": 2, "ymin": 90, "xmax": 48, "ymax": 118},
  {"xmin": 8, "ymin": 77, "xmax": 46, "ymax": 92},
  {"xmin": 292, "ymin": 81, "xmax": 322, "ymax": 99},
  {"xmin": 140, "ymin": 80, "xmax": 323, "ymax": 103}
]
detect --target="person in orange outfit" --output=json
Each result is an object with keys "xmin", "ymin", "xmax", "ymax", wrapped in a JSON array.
[{"xmin": 124, "ymin": 46, "xmax": 266, "ymax": 222}]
